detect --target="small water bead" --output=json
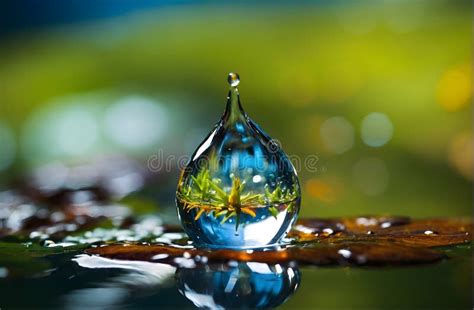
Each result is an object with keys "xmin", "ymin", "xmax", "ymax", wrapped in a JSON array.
[
  {"xmin": 227, "ymin": 72, "xmax": 240, "ymax": 87},
  {"xmin": 42, "ymin": 240, "xmax": 55, "ymax": 247},
  {"xmin": 322, "ymin": 228, "xmax": 334, "ymax": 235},
  {"xmin": 152, "ymin": 254, "xmax": 169, "ymax": 260},
  {"xmin": 337, "ymin": 249, "xmax": 352, "ymax": 259},
  {"xmin": 176, "ymin": 73, "xmax": 301, "ymax": 249}
]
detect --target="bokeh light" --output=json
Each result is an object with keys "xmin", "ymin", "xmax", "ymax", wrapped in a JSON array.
[
  {"xmin": 360, "ymin": 112, "xmax": 394, "ymax": 148},
  {"xmin": 305, "ymin": 178, "xmax": 340, "ymax": 203},
  {"xmin": 437, "ymin": 64, "xmax": 472, "ymax": 112},
  {"xmin": 104, "ymin": 96, "xmax": 168, "ymax": 150},
  {"xmin": 56, "ymin": 107, "xmax": 99, "ymax": 156},
  {"xmin": 320, "ymin": 117, "xmax": 355, "ymax": 155},
  {"xmin": 21, "ymin": 96, "xmax": 102, "ymax": 164}
]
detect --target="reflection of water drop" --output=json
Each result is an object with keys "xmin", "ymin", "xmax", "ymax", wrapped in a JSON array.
[
  {"xmin": 176, "ymin": 262, "xmax": 300, "ymax": 309},
  {"xmin": 176, "ymin": 73, "xmax": 301, "ymax": 249}
]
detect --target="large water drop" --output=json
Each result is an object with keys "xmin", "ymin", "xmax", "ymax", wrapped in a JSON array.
[{"xmin": 176, "ymin": 73, "xmax": 301, "ymax": 249}]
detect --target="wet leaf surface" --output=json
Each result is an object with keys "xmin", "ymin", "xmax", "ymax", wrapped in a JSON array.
[
  {"xmin": 86, "ymin": 216, "xmax": 471, "ymax": 267},
  {"xmin": 85, "ymin": 241, "xmax": 446, "ymax": 267},
  {"xmin": 291, "ymin": 216, "xmax": 472, "ymax": 247}
]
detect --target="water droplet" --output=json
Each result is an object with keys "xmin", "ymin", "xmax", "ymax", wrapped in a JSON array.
[
  {"xmin": 322, "ymin": 228, "xmax": 334, "ymax": 236},
  {"xmin": 42, "ymin": 240, "xmax": 55, "ymax": 247},
  {"xmin": 424, "ymin": 230, "xmax": 438, "ymax": 236},
  {"xmin": 174, "ymin": 257, "xmax": 196, "ymax": 268},
  {"xmin": 338, "ymin": 249, "xmax": 352, "ymax": 258},
  {"xmin": 227, "ymin": 72, "xmax": 240, "ymax": 87},
  {"xmin": 176, "ymin": 74, "xmax": 301, "ymax": 249},
  {"xmin": 152, "ymin": 254, "xmax": 169, "ymax": 260},
  {"xmin": 356, "ymin": 217, "xmax": 378, "ymax": 226}
]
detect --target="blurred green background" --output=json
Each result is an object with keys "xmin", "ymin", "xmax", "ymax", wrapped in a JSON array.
[{"xmin": 0, "ymin": 0, "xmax": 472, "ymax": 219}]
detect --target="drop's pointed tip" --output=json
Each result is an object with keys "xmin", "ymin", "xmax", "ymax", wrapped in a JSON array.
[{"xmin": 227, "ymin": 72, "xmax": 240, "ymax": 87}]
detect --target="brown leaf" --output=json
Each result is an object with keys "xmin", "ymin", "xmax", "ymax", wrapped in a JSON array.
[
  {"xmin": 86, "ymin": 241, "xmax": 445, "ymax": 267},
  {"xmin": 84, "ymin": 216, "xmax": 471, "ymax": 267},
  {"xmin": 290, "ymin": 216, "xmax": 472, "ymax": 247}
]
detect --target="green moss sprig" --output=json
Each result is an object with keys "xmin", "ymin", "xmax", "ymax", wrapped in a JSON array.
[{"xmin": 177, "ymin": 169, "xmax": 298, "ymax": 230}]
